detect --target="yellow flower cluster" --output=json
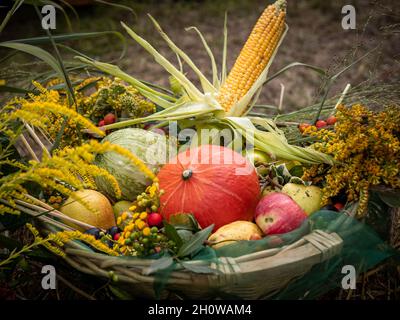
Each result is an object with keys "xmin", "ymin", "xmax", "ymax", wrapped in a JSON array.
[
  {"xmin": 0, "ymin": 223, "xmax": 66, "ymax": 267},
  {"xmin": 1, "ymin": 81, "xmax": 105, "ymax": 149},
  {"xmin": 25, "ymin": 223, "xmax": 118, "ymax": 257},
  {"xmin": 302, "ymin": 104, "xmax": 400, "ymax": 215},
  {"xmin": 0, "ymin": 138, "xmax": 160, "ymax": 215},
  {"xmin": 78, "ymin": 77, "xmax": 155, "ymax": 121},
  {"xmin": 55, "ymin": 229, "xmax": 118, "ymax": 256}
]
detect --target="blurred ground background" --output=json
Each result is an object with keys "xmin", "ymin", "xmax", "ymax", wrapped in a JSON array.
[{"xmin": 1, "ymin": 0, "xmax": 399, "ymax": 111}]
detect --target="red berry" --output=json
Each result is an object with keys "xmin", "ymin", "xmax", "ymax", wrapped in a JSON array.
[
  {"xmin": 298, "ymin": 123, "xmax": 311, "ymax": 133},
  {"xmin": 98, "ymin": 120, "xmax": 105, "ymax": 127},
  {"xmin": 315, "ymin": 120, "xmax": 327, "ymax": 128},
  {"xmin": 113, "ymin": 233, "xmax": 120, "ymax": 241},
  {"xmin": 326, "ymin": 115, "xmax": 337, "ymax": 125},
  {"xmin": 104, "ymin": 113, "xmax": 116, "ymax": 125},
  {"xmin": 147, "ymin": 213, "xmax": 163, "ymax": 227},
  {"xmin": 333, "ymin": 203, "xmax": 344, "ymax": 211}
]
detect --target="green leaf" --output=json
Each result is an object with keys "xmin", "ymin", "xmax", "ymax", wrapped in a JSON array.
[
  {"xmin": 289, "ymin": 165, "xmax": 304, "ymax": 178},
  {"xmin": 377, "ymin": 190, "xmax": 400, "ymax": 207},
  {"xmin": 186, "ymin": 26, "xmax": 220, "ymax": 89},
  {"xmin": 164, "ymin": 222, "xmax": 183, "ymax": 249},
  {"xmin": 142, "ymin": 255, "xmax": 174, "ymax": 276},
  {"xmin": 176, "ymin": 229, "xmax": 194, "ymax": 243},
  {"xmin": 120, "ymin": 21, "xmax": 204, "ymax": 101},
  {"xmin": 0, "ymin": 42, "xmax": 63, "ymax": 79},
  {"xmin": 0, "ymin": 85, "xmax": 31, "ymax": 94},
  {"xmin": 177, "ymin": 224, "xmax": 214, "ymax": 258},
  {"xmin": 169, "ymin": 213, "xmax": 200, "ymax": 232},
  {"xmin": 148, "ymin": 15, "xmax": 215, "ymax": 94}
]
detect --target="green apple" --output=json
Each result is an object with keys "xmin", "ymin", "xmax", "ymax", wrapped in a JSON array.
[
  {"xmin": 112, "ymin": 200, "xmax": 133, "ymax": 219},
  {"xmin": 281, "ymin": 183, "xmax": 323, "ymax": 215},
  {"xmin": 245, "ymin": 149, "xmax": 272, "ymax": 165}
]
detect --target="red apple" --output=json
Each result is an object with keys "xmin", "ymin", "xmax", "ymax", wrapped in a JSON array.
[
  {"xmin": 254, "ymin": 192, "xmax": 308, "ymax": 235},
  {"xmin": 104, "ymin": 113, "xmax": 116, "ymax": 125},
  {"xmin": 148, "ymin": 213, "xmax": 163, "ymax": 227}
]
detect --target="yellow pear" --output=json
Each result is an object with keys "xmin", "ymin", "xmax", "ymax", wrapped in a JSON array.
[
  {"xmin": 281, "ymin": 183, "xmax": 323, "ymax": 215},
  {"xmin": 60, "ymin": 189, "xmax": 116, "ymax": 231},
  {"xmin": 208, "ymin": 221, "xmax": 263, "ymax": 249}
]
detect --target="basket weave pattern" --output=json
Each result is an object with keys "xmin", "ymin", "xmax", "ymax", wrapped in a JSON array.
[{"xmin": 61, "ymin": 230, "xmax": 343, "ymax": 299}]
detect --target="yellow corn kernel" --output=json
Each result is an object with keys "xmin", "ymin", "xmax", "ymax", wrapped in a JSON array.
[{"xmin": 217, "ymin": 0, "xmax": 286, "ymax": 113}]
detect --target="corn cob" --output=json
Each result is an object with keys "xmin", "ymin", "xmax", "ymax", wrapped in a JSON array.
[{"xmin": 217, "ymin": 0, "xmax": 286, "ymax": 112}]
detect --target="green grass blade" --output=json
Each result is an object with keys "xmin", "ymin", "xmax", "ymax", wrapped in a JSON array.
[
  {"xmin": 312, "ymin": 48, "xmax": 377, "ymax": 123},
  {"xmin": 0, "ymin": 42, "xmax": 64, "ymax": 82},
  {"xmin": 0, "ymin": 0, "xmax": 24, "ymax": 33},
  {"xmin": 264, "ymin": 62, "xmax": 327, "ymax": 85},
  {"xmin": 33, "ymin": 4, "xmax": 75, "ymax": 105},
  {"xmin": 10, "ymin": 31, "xmax": 127, "ymax": 62},
  {"xmin": 221, "ymin": 12, "xmax": 228, "ymax": 84},
  {"xmin": 94, "ymin": 0, "xmax": 137, "ymax": 21}
]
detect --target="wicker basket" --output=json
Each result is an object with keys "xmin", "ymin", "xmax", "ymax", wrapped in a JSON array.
[
  {"xmin": 14, "ymin": 122, "xmax": 344, "ymax": 299},
  {"xmin": 59, "ymin": 229, "xmax": 343, "ymax": 299}
]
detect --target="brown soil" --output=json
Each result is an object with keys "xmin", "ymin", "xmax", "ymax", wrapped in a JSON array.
[{"xmin": 1, "ymin": 0, "xmax": 399, "ymax": 111}]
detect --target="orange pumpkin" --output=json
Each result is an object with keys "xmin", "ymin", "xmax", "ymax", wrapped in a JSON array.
[{"xmin": 157, "ymin": 145, "xmax": 261, "ymax": 230}]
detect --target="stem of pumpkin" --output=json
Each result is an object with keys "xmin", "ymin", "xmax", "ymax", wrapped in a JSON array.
[{"xmin": 182, "ymin": 169, "xmax": 193, "ymax": 180}]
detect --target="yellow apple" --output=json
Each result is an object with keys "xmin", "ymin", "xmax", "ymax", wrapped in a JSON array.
[{"xmin": 281, "ymin": 183, "xmax": 323, "ymax": 215}]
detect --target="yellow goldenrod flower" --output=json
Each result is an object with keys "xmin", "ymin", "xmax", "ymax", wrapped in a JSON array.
[{"xmin": 140, "ymin": 212, "xmax": 148, "ymax": 220}]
